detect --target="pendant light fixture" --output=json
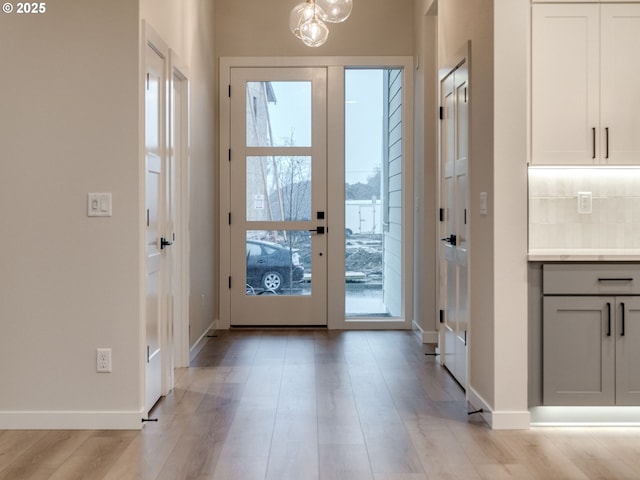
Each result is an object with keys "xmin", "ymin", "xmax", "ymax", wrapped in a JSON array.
[
  {"xmin": 289, "ymin": 0, "xmax": 353, "ymax": 48},
  {"xmin": 316, "ymin": 0, "xmax": 352, "ymax": 23}
]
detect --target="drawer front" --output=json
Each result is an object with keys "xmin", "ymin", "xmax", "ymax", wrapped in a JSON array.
[{"xmin": 543, "ymin": 264, "xmax": 640, "ymax": 295}]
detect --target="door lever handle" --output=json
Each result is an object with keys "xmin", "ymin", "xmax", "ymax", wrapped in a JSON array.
[
  {"xmin": 161, "ymin": 237, "xmax": 174, "ymax": 249},
  {"xmin": 441, "ymin": 234, "xmax": 457, "ymax": 246},
  {"xmin": 309, "ymin": 226, "xmax": 325, "ymax": 234}
]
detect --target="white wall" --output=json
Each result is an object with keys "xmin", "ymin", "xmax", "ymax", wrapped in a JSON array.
[
  {"xmin": 0, "ymin": 0, "xmax": 218, "ymax": 429},
  {"xmin": 0, "ymin": 0, "xmax": 142, "ymax": 427},
  {"xmin": 413, "ymin": 0, "xmax": 438, "ymax": 339},
  {"xmin": 215, "ymin": 0, "xmax": 414, "ymax": 57}
]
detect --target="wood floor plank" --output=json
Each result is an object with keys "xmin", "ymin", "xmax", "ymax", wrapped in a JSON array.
[{"xmin": 46, "ymin": 431, "xmax": 137, "ymax": 480}]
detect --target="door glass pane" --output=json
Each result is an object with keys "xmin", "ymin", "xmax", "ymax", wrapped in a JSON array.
[
  {"xmin": 246, "ymin": 156, "xmax": 312, "ymax": 221},
  {"xmin": 245, "ymin": 230, "xmax": 310, "ymax": 296},
  {"xmin": 345, "ymin": 68, "xmax": 402, "ymax": 318},
  {"xmin": 246, "ymin": 81, "xmax": 312, "ymax": 147}
]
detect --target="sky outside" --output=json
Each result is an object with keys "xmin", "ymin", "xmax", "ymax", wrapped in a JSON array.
[{"xmin": 267, "ymin": 70, "xmax": 384, "ymax": 184}]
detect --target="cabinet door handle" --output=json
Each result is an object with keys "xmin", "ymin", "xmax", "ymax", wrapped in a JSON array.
[
  {"xmin": 597, "ymin": 278, "xmax": 633, "ymax": 282},
  {"xmin": 605, "ymin": 127, "xmax": 609, "ymax": 159},
  {"xmin": 606, "ymin": 302, "xmax": 612, "ymax": 337},
  {"xmin": 621, "ymin": 302, "xmax": 625, "ymax": 337},
  {"xmin": 592, "ymin": 127, "xmax": 596, "ymax": 159}
]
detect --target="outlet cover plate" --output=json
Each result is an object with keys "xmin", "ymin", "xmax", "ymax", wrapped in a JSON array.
[{"xmin": 97, "ymin": 348, "xmax": 112, "ymax": 373}]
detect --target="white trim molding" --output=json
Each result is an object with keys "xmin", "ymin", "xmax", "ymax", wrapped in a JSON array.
[
  {"xmin": 0, "ymin": 408, "xmax": 145, "ymax": 430},
  {"xmin": 412, "ymin": 320, "xmax": 438, "ymax": 343},
  {"xmin": 468, "ymin": 386, "xmax": 531, "ymax": 430},
  {"xmin": 189, "ymin": 321, "xmax": 216, "ymax": 363}
]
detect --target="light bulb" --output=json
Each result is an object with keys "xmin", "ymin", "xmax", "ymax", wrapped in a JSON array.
[
  {"xmin": 289, "ymin": 1, "xmax": 326, "ymax": 39},
  {"xmin": 316, "ymin": 0, "xmax": 352, "ymax": 23},
  {"xmin": 299, "ymin": 15, "xmax": 329, "ymax": 47}
]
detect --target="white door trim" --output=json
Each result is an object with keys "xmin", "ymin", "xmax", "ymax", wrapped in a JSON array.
[
  {"xmin": 219, "ymin": 56, "xmax": 414, "ymax": 331},
  {"xmin": 168, "ymin": 50, "xmax": 190, "ymax": 369}
]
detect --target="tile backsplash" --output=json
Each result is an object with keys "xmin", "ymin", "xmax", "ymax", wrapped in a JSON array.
[{"xmin": 529, "ymin": 168, "xmax": 640, "ymax": 250}]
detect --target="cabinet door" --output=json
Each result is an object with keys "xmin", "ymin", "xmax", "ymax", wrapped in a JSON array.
[
  {"xmin": 531, "ymin": 4, "xmax": 600, "ymax": 165},
  {"xmin": 600, "ymin": 5, "xmax": 640, "ymax": 165},
  {"xmin": 543, "ymin": 296, "xmax": 615, "ymax": 405},
  {"xmin": 616, "ymin": 298, "xmax": 640, "ymax": 405}
]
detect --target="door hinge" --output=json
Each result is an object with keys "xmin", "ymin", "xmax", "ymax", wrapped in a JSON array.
[
  {"xmin": 439, "ymin": 309, "xmax": 444, "ymax": 324},
  {"xmin": 464, "ymin": 87, "xmax": 468, "ymax": 103},
  {"xmin": 228, "ymin": 276, "xmax": 232, "ymax": 289},
  {"xmin": 228, "ymin": 148, "xmax": 231, "ymax": 161},
  {"xmin": 464, "ymin": 208, "xmax": 467, "ymax": 225},
  {"xmin": 146, "ymin": 73, "xmax": 150, "ymax": 90},
  {"xmin": 228, "ymin": 85, "xmax": 231, "ymax": 97},
  {"xmin": 146, "ymin": 209, "xmax": 150, "ymax": 227},
  {"xmin": 439, "ymin": 106, "xmax": 443, "ymax": 120},
  {"xmin": 147, "ymin": 345, "xmax": 150, "ymax": 363},
  {"xmin": 228, "ymin": 212, "xmax": 231, "ymax": 225},
  {"xmin": 464, "ymin": 330, "xmax": 467, "ymax": 346},
  {"xmin": 439, "ymin": 208, "xmax": 444, "ymax": 222}
]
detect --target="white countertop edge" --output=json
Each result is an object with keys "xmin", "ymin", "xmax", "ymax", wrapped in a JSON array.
[{"xmin": 528, "ymin": 250, "xmax": 640, "ymax": 261}]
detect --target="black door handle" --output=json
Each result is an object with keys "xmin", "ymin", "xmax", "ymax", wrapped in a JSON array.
[
  {"xmin": 309, "ymin": 226, "xmax": 325, "ymax": 234},
  {"xmin": 606, "ymin": 302, "xmax": 611, "ymax": 337},
  {"xmin": 161, "ymin": 237, "xmax": 174, "ymax": 249},
  {"xmin": 621, "ymin": 302, "xmax": 625, "ymax": 337},
  {"xmin": 441, "ymin": 234, "xmax": 457, "ymax": 246}
]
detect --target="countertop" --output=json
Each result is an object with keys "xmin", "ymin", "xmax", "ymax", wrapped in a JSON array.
[{"xmin": 528, "ymin": 249, "xmax": 640, "ymax": 261}]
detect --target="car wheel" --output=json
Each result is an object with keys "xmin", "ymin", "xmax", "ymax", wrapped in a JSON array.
[{"xmin": 262, "ymin": 271, "xmax": 284, "ymax": 291}]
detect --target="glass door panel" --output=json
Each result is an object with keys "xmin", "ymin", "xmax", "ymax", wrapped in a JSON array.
[
  {"xmin": 230, "ymin": 68, "xmax": 327, "ymax": 326},
  {"xmin": 344, "ymin": 68, "xmax": 403, "ymax": 319}
]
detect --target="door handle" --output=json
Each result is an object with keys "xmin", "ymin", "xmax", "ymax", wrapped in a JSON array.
[
  {"xmin": 309, "ymin": 226, "xmax": 325, "ymax": 234},
  {"xmin": 621, "ymin": 302, "xmax": 625, "ymax": 337},
  {"xmin": 161, "ymin": 237, "xmax": 174, "ymax": 249},
  {"xmin": 606, "ymin": 302, "xmax": 611, "ymax": 337},
  {"xmin": 441, "ymin": 234, "xmax": 457, "ymax": 246}
]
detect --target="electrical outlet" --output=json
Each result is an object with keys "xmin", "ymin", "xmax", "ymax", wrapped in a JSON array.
[{"xmin": 96, "ymin": 348, "xmax": 112, "ymax": 373}]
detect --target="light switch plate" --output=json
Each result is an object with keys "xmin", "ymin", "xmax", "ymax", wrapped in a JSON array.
[
  {"xmin": 88, "ymin": 193, "xmax": 112, "ymax": 217},
  {"xmin": 578, "ymin": 192, "xmax": 592, "ymax": 214},
  {"xmin": 479, "ymin": 192, "xmax": 488, "ymax": 215}
]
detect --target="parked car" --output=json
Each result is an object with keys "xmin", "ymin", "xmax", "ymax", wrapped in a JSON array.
[{"xmin": 246, "ymin": 239, "xmax": 304, "ymax": 292}]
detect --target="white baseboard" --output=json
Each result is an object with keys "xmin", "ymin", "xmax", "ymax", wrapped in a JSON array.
[
  {"xmin": 0, "ymin": 408, "xmax": 144, "ymax": 430},
  {"xmin": 468, "ymin": 386, "xmax": 531, "ymax": 430},
  {"xmin": 412, "ymin": 321, "xmax": 438, "ymax": 343},
  {"xmin": 189, "ymin": 320, "xmax": 216, "ymax": 363}
]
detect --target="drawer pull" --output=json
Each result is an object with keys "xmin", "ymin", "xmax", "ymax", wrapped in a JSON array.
[
  {"xmin": 606, "ymin": 302, "xmax": 611, "ymax": 337},
  {"xmin": 597, "ymin": 278, "xmax": 633, "ymax": 282},
  {"xmin": 621, "ymin": 302, "xmax": 625, "ymax": 337}
]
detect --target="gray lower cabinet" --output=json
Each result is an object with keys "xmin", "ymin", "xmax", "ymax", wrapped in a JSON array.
[{"xmin": 543, "ymin": 264, "xmax": 640, "ymax": 406}]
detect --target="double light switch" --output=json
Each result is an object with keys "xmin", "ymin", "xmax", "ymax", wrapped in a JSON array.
[{"xmin": 88, "ymin": 193, "xmax": 112, "ymax": 217}]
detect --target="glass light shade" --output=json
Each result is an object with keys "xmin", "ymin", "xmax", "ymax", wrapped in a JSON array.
[
  {"xmin": 300, "ymin": 16, "xmax": 329, "ymax": 47},
  {"xmin": 289, "ymin": 1, "xmax": 325, "ymax": 39},
  {"xmin": 316, "ymin": 0, "xmax": 352, "ymax": 23}
]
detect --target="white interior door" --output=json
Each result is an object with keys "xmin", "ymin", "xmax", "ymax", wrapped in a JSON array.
[
  {"xmin": 228, "ymin": 67, "xmax": 327, "ymax": 326},
  {"xmin": 145, "ymin": 39, "xmax": 168, "ymax": 414},
  {"xmin": 439, "ymin": 57, "xmax": 469, "ymax": 388}
]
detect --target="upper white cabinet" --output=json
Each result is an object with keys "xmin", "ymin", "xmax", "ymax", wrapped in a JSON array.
[{"xmin": 531, "ymin": 4, "xmax": 640, "ymax": 165}]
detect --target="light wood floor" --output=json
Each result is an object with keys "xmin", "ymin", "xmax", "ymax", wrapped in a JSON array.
[{"xmin": 2, "ymin": 330, "xmax": 640, "ymax": 479}]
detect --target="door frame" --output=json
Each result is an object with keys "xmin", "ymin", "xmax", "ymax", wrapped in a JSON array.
[
  {"xmin": 168, "ymin": 50, "xmax": 190, "ymax": 369},
  {"xmin": 219, "ymin": 57, "xmax": 414, "ymax": 330}
]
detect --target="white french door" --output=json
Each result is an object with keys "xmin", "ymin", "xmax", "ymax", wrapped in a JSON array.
[
  {"xmin": 228, "ymin": 67, "xmax": 328, "ymax": 326},
  {"xmin": 439, "ymin": 55, "xmax": 469, "ymax": 388}
]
